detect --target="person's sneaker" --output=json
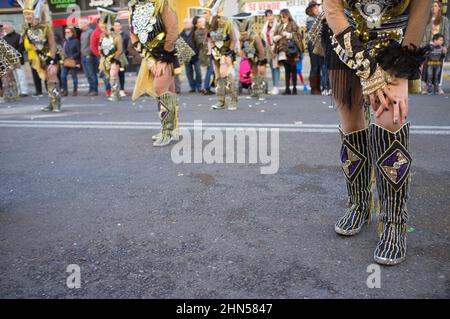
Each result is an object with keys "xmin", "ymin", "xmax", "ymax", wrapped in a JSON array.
[
  {"xmin": 292, "ymin": 88, "xmax": 297, "ymax": 95},
  {"xmin": 106, "ymin": 89, "xmax": 111, "ymax": 97},
  {"xmin": 88, "ymin": 91, "xmax": 98, "ymax": 97},
  {"xmin": 61, "ymin": 91, "xmax": 68, "ymax": 97},
  {"xmin": 72, "ymin": 91, "xmax": 78, "ymax": 97},
  {"xmin": 120, "ymin": 90, "xmax": 129, "ymax": 97},
  {"xmin": 19, "ymin": 93, "xmax": 29, "ymax": 97},
  {"xmin": 189, "ymin": 89, "xmax": 196, "ymax": 93},
  {"xmin": 270, "ymin": 87, "xmax": 279, "ymax": 95},
  {"xmin": 282, "ymin": 89, "xmax": 291, "ymax": 95},
  {"xmin": 32, "ymin": 93, "xmax": 44, "ymax": 98},
  {"xmin": 438, "ymin": 87, "xmax": 445, "ymax": 95}
]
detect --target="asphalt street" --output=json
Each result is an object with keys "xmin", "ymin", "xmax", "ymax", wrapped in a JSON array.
[{"xmin": 0, "ymin": 85, "xmax": 449, "ymax": 298}]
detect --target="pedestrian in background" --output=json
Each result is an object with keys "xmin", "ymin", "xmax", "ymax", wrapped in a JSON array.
[
  {"xmin": 79, "ymin": 18, "xmax": 98, "ymax": 96},
  {"xmin": 61, "ymin": 27, "xmax": 81, "ymax": 97},
  {"xmin": 91, "ymin": 19, "xmax": 111, "ymax": 97},
  {"xmin": 273, "ymin": 9, "xmax": 302, "ymax": 95},
  {"xmin": 305, "ymin": 1, "xmax": 322, "ymax": 95},
  {"xmin": 262, "ymin": 9, "xmax": 280, "ymax": 95},
  {"xmin": 180, "ymin": 18, "xmax": 202, "ymax": 93},
  {"xmin": 426, "ymin": 33, "xmax": 447, "ymax": 95},
  {"xmin": 421, "ymin": 1, "xmax": 449, "ymax": 94},
  {"xmin": 195, "ymin": 16, "xmax": 214, "ymax": 95},
  {"xmin": 127, "ymin": 38, "xmax": 142, "ymax": 74}
]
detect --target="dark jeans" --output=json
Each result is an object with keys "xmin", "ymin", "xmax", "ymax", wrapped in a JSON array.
[
  {"xmin": 61, "ymin": 66, "xmax": 79, "ymax": 92},
  {"xmin": 203, "ymin": 57, "xmax": 214, "ymax": 90},
  {"xmin": 426, "ymin": 64, "xmax": 443, "ymax": 93},
  {"xmin": 119, "ymin": 70, "xmax": 125, "ymax": 91},
  {"xmin": 93, "ymin": 56, "xmax": 110, "ymax": 91},
  {"xmin": 320, "ymin": 62, "xmax": 330, "ymax": 90},
  {"xmin": 31, "ymin": 66, "xmax": 43, "ymax": 95},
  {"xmin": 309, "ymin": 52, "xmax": 322, "ymax": 77},
  {"xmin": 185, "ymin": 59, "xmax": 202, "ymax": 91},
  {"xmin": 283, "ymin": 60, "xmax": 297, "ymax": 91},
  {"xmin": 82, "ymin": 56, "xmax": 98, "ymax": 93}
]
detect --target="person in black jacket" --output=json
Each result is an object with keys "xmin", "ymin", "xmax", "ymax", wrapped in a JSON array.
[
  {"xmin": 61, "ymin": 27, "xmax": 81, "ymax": 96},
  {"xmin": 180, "ymin": 18, "xmax": 202, "ymax": 93}
]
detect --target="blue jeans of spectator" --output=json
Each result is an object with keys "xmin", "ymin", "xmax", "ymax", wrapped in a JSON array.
[
  {"xmin": 320, "ymin": 62, "xmax": 330, "ymax": 91},
  {"xmin": 93, "ymin": 56, "xmax": 110, "ymax": 91},
  {"xmin": 185, "ymin": 58, "xmax": 202, "ymax": 91},
  {"xmin": 82, "ymin": 56, "xmax": 98, "ymax": 93},
  {"xmin": 204, "ymin": 57, "xmax": 214, "ymax": 90},
  {"xmin": 61, "ymin": 66, "xmax": 78, "ymax": 92},
  {"xmin": 270, "ymin": 60, "xmax": 280, "ymax": 88}
]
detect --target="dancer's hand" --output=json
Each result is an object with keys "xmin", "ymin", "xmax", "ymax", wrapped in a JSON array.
[{"xmin": 371, "ymin": 78, "xmax": 409, "ymax": 125}]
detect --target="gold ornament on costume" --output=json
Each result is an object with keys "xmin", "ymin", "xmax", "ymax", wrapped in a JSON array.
[{"xmin": 199, "ymin": 0, "xmax": 225, "ymax": 16}]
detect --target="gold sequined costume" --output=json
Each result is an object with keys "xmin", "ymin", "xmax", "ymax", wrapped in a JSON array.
[
  {"xmin": 129, "ymin": 0, "xmax": 181, "ymax": 147},
  {"xmin": 201, "ymin": 0, "xmax": 238, "ymax": 110},
  {"xmin": 0, "ymin": 38, "xmax": 21, "ymax": 102},
  {"xmin": 19, "ymin": 0, "xmax": 61, "ymax": 112},
  {"xmin": 232, "ymin": 13, "xmax": 268, "ymax": 101}
]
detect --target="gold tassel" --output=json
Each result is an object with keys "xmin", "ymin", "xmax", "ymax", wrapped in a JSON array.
[{"xmin": 132, "ymin": 60, "xmax": 155, "ymax": 101}]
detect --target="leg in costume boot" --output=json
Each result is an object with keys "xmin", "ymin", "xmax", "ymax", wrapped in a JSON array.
[
  {"xmin": 108, "ymin": 77, "xmax": 121, "ymax": 102},
  {"xmin": 3, "ymin": 72, "xmax": 18, "ymax": 102},
  {"xmin": 211, "ymin": 77, "xmax": 226, "ymax": 110},
  {"xmin": 152, "ymin": 99, "xmax": 180, "ymax": 142},
  {"xmin": 335, "ymin": 127, "xmax": 373, "ymax": 235},
  {"xmin": 42, "ymin": 81, "xmax": 61, "ymax": 112},
  {"xmin": 152, "ymin": 100, "xmax": 162, "ymax": 141},
  {"xmin": 255, "ymin": 76, "xmax": 266, "ymax": 101},
  {"xmin": 370, "ymin": 123, "xmax": 411, "ymax": 265},
  {"xmin": 153, "ymin": 92, "xmax": 178, "ymax": 147},
  {"xmin": 227, "ymin": 75, "xmax": 238, "ymax": 111}
]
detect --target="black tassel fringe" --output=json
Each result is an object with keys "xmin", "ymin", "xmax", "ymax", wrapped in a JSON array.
[{"xmin": 376, "ymin": 41, "xmax": 431, "ymax": 80}]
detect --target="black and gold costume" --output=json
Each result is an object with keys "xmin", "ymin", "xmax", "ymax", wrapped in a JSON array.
[
  {"xmin": 98, "ymin": 7, "xmax": 125, "ymax": 102},
  {"xmin": 202, "ymin": 0, "xmax": 238, "ymax": 110},
  {"xmin": 316, "ymin": 0, "xmax": 432, "ymax": 265},
  {"xmin": 0, "ymin": 38, "xmax": 21, "ymax": 102},
  {"xmin": 129, "ymin": 0, "xmax": 183, "ymax": 147},
  {"xmin": 19, "ymin": 0, "xmax": 60, "ymax": 112},
  {"xmin": 232, "ymin": 13, "xmax": 268, "ymax": 101}
]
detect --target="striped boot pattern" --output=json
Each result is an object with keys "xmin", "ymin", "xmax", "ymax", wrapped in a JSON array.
[
  {"xmin": 335, "ymin": 127, "xmax": 373, "ymax": 236},
  {"xmin": 370, "ymin": 123, "xmax": 411, "ymax": 265}
]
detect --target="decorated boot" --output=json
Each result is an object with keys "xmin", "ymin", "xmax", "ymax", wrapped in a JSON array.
[
  {"xmin": 227, "ymin": 75, "xmax": 238, "ymax": 111},
  {"xmin": 42, "ymin": 81, "xmax": 61, "ymax": 112},
  {"xmin": 335, "ymin": 127, "xmax": 373, "ymax": 236},
  {"xmin": 153, "ymin": 92, "xmax": 178, "ymax": 147},
  {"xmin": 370, "ymin": 123, "xmax": 411, "ymax": 265},
  {"xmin": 108, "ymin": 78, "xmax": 121, "ymax": 102},
  {"xmin": 211, "ymin": 77, "xmax": 226, "ymax": 110}
]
